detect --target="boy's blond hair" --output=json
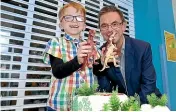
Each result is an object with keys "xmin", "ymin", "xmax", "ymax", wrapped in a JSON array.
[{"xmin": 59, "ymin": 2, "xmax": 86, "ymax": 20}]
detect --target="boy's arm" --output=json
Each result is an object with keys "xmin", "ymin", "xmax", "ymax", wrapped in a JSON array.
[{"xmin": 49, "ymin": 54, "xmax": 82, "ymax": 79}]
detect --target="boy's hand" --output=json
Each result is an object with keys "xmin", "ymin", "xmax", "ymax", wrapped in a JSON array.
[{"xmin": 77, "ymin": 41, "xmax": 91, "ymax": 64}]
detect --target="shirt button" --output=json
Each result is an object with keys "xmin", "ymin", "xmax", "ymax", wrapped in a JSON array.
[{"xmin": 80, "ymin": 79, "xmax": 85, "ymax": 84}]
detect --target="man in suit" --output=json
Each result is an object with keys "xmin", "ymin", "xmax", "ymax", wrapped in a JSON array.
[{"xmin": 93, "ymin": 5, "xmax": 161, "ymax": 104}]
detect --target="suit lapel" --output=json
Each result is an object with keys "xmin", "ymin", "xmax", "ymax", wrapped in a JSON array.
[
  {"xmin": 125, "ymin": 36, "xmax": 134, "ymax": 85},
  {"xmin": 107, "ymin": 36, "xmax": 134, "ymax": 91}
]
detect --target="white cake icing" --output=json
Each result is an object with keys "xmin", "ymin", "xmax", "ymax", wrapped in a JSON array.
[
  {"xmin": 77, "ymin": 94, "xmax": 128, "ymax": 111},
  {"xmin": 73, "ymin": 94, "xmax": 170, "ymax": 111},
  {"xmin": 141, "ymin": 104, "xmax": 170, "ymax": 112}
]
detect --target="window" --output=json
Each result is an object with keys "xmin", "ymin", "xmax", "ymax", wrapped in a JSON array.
[
  {"xmin": 23, "ymin": 107, "xmax": 45, "ymax": 111},
  {"xmin": 24, "ymin": 98, "xmax": 47, "ymax": 105},
  {"xmin": 1, "ymin": 91, "xmax": 18, "ymax": 97},
  {"xmin": 27, "ymin": 66, "xmax": 51, "ymax": 71},
  {"xmin": 44, "ymin": 0, "xmax": 58, "ymax": 5},
  {"xmin": 35, "ymin": 1, "xmax": 57, "ymax": 11},
  {"xmin": 25, "ymin": 90, "xmax": 49, "ymax": 96},
  {"xmin": 13, "ymin": 56, "xmax": 22, "ymax": 62},
  {"xmin": 1, "ymin": 73, "xmax": 20, "ymax": 78},
  {"xmin": 27, "ymin": 74, "xmax": 51, "ymax": 79},
  {"xmin": 33, "ymin": 14, "xmax": 56, "ymax": 23},
  {"xmin": 1, "ymin": 73, "xmax": 9, "ymax": 78},
  {"xmin": 1, "ymin": 100, "xmax": 17, "ymax": 106},
  {"xmin": 85, "ymin": 1, "xmax": 100, "ymax": 9},
  {"xmin": 33, "ymin": 21, "xmax": 56, "ymax": 30},
  {"xmin": 1, "ymin": 6, "xmax": 27, "ymax": 16},
  {"xmin": 1, "ymin": 82, "xmax": 19, "ymax": 87},
  {"xmin": 29, "ymin": 50, "xmax": 43, "ymax": 56},
  {"xmin": 11, "ymin": 73, "xmax": 20, "ymax": 78},
  {"xmin": 1, "ymin": 0, "xmax": 28, "ymax": 9},
  {"xmin": 30, "ymin": 43, "xmax": 46, "ymax": 49},
  {"xmin": 1, "ymin": 47, "xmax": 22, "ymax": 56},
  {"xmin": 32, "ymin": 28, "xmax": 55, "ymax": 36},
  {"xmin": 28, "ymin": 58, "xmax": 43, "ymax": 63},
  {"xmin": 34, "ymin": 8, "xmax": 57, "ymax": 17},
  {"xmin": 12, "ymin": 65, "xmax": 21, "ymax": 70},
  {"xmin": 1, "ymin": 21, "xmax": 25, "ymax": 30},
  {"xmin": 1, "ymin": 64, "xmax": 10, "ymax": 70},
  {"xmin": 31, "ymin": 35, "xmax": 50, "ymax": 42},
  {"xmin": 0, "ymin": 55, "xmax": 11, "ymax": 61},
  {"xmin": 1, "ymin": 13, "xmax": 26, "ymax": 23},
  {"xmin": 14, "ymin": 48, "xmax": 23, "ymax": 53},
  {"xmin": 11, "ymin": 31, "xmax": 25, "ymax": 38},
  {"xmin": 25, "ymin": 82, "xmax": 49, "ymax": 87},
  {"xmin": 9, "ymin": 39, "xmax": 24, "ymax": 46}
]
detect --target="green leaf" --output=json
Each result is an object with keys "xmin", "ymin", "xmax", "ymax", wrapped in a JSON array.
[
  {"xmin": 147, "ymin": 93, "xmax": 159, "ymax": 107},
  {"xmin": 129, "ymin": 100, "xmax": 141, "ymax": 111},
  {"xmin": 103, "ymin": 103, "xmax": 111, "ymax": 111},
  {"xmin": 158, "ymin": 94, "xmax": 168, "ymax": 106},
  {"xmin": 121, "ymin": 96, "xmax": 140, "ymax": 111},
  {"xmin": 109, "ymin": 91, "xmax": 121, "ymax": 111},
  {"xmin": 76, "ymin": 82, "xmax": 98, "ymax": 96},
  {"xmin": 121, "ymin": 100, "xmax": 131, "ymax": 111},
  {"xmin": 147, "ymin": 93, "xmax": 168, "ymax": 107}
]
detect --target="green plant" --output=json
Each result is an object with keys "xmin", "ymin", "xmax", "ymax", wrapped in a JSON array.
[
  {"xmin": 102, "ymin": 92, "xmax": 141, "ymax": 111},
  {"xmin": 76, "ymin": 82, "xmax": 98, "ymax": 96},
  {"xmin": 120, "ymin": 100, "xmax": 130, "ymax": 111},
  {"xmin": 109, "ymin": 91, "xmax": 121, "ymax": 111},
  {"xmin": 147, "ymin": 93, "xmax": 159, "ymax": 107},
  {"xmin": 103, "ymin": 103, "xmax": 111, "ymax": 111},
  {"xmin": 121, "ymin": 96, "xmax": 140, "ymax": 111},
  {"xmin": 158, "ymin": 94, "xmax": 168, "ymax": 106},
  {"xmin": 147, "ymin": 93, "xmax": 168, "ymax": 107}
]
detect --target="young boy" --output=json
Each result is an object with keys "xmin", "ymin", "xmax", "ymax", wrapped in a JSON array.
[{"xmin": 43, "ymin": 2, "xmax": 95, "ymax": 111}]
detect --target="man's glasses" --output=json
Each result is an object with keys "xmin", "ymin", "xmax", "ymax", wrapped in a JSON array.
[
  {"xmin": 100, "ymin": 21, "xmax": 123, "ymax": 31},
  {"xmin": 61, "ymin": 15, "xmax": 85, "ymax": 22}
]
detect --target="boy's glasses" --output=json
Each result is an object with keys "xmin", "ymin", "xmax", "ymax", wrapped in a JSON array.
[{"xmin": 62, "ymin": 15, "xmax": 85, "ymax": 22}]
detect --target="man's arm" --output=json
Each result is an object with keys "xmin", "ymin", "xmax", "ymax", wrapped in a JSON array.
[
  {"xmin": 139, "ymin": 44, "xmax": 156, "ymax": 104},
  {"xmin": 49, "ymin": 55, "xmax": 82, "ymax": 79}
]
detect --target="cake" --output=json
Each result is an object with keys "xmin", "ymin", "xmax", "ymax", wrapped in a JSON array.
[
  {"xmin": 73, "ymin": 93, "xmax": 128, "ymax": 111},
  {"xmin": 71, "ymin": 92, "xmax": 128, "ymax": 111},
  {"xmin": 70, "ymin": 83, "xmax": 170, "ymax": 111}
]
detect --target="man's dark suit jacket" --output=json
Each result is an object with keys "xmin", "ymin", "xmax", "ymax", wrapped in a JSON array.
[{"xmin": 93, "ymin": 36, "xmax": 161, "ymax": 104}]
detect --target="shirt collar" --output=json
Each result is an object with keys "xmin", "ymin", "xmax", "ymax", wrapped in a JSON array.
[
  {"xmin": 64, "ymin": 33, "xmax": 82, "ymax": 43},
  {"xmin": 121, "ymin": 36, "xmax": 125, "ymax": 54}
]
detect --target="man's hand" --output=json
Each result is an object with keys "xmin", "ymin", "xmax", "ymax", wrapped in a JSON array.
[{"xmin": 77, "ymin": 41, "xmax": 91, "ymax": 64}]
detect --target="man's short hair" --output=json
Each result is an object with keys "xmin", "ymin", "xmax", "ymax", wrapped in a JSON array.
[
  {"xmin": 98, "ymin": 5, "xmax": 126, "ymax": 27},
  {"xmin": 59, "ymin": 1, "xmax": 86, "ymax": 20}
]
